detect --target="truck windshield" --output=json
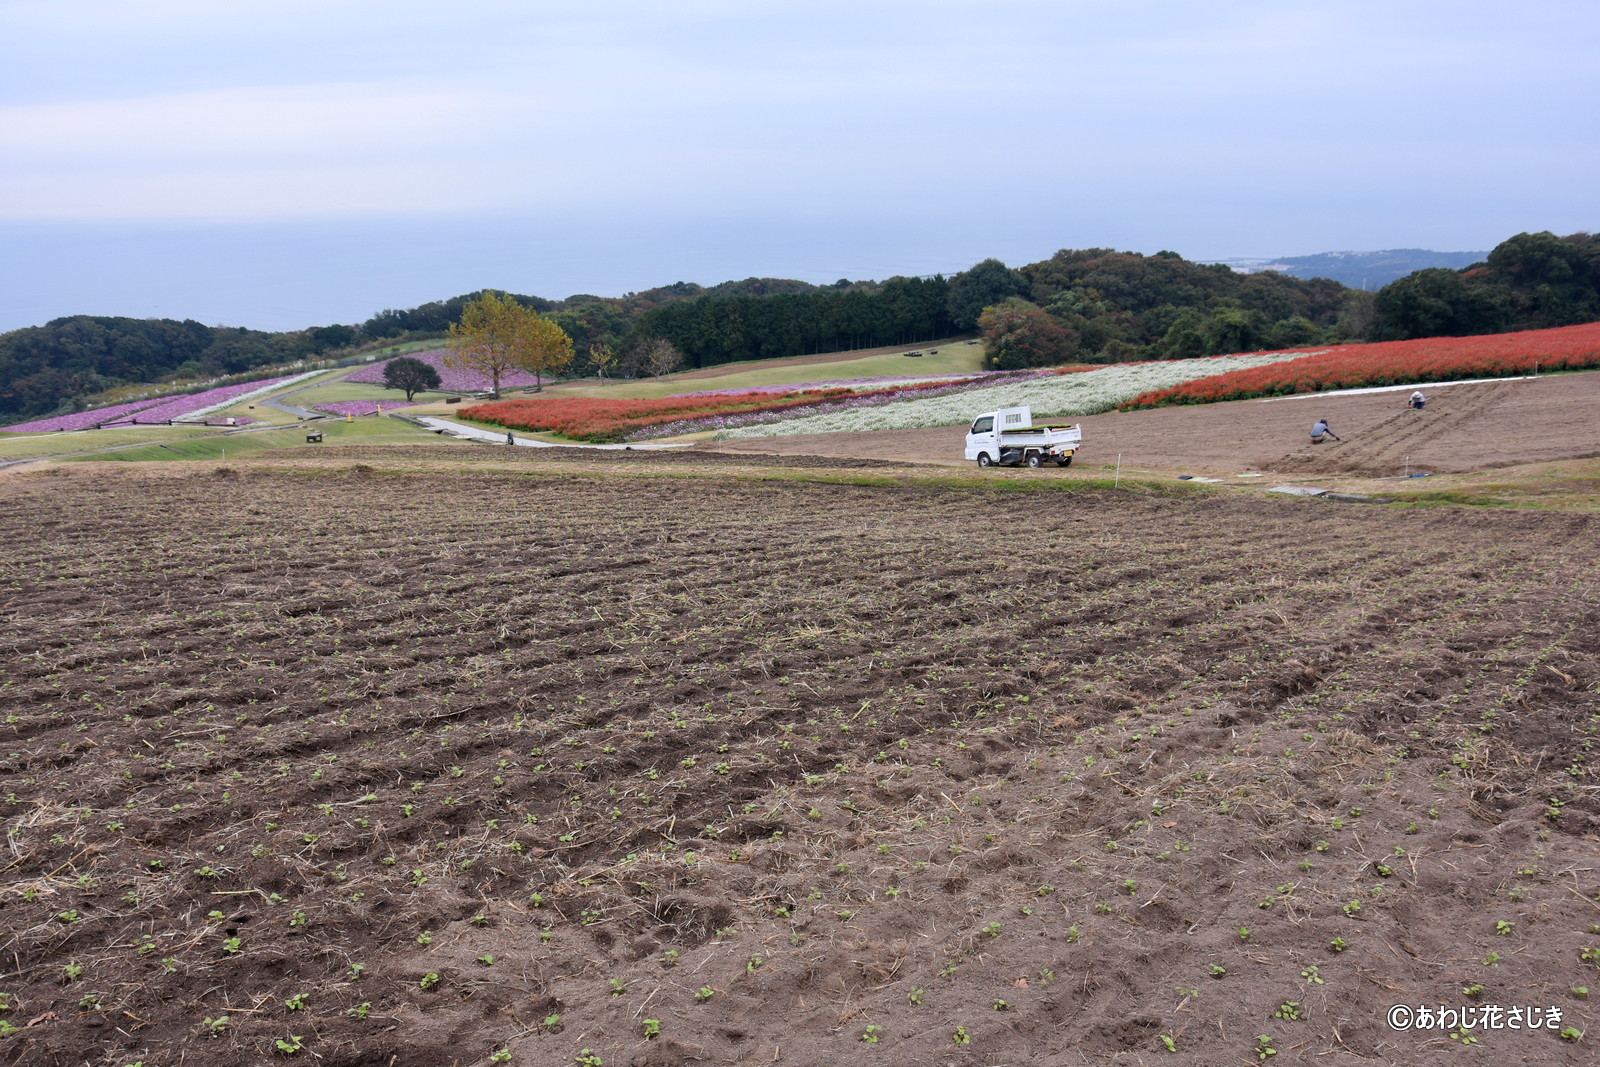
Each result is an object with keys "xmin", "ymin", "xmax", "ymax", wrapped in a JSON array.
[{"xmin": 971, "ymin": 416, "xmax": 993, "ymax": 434}]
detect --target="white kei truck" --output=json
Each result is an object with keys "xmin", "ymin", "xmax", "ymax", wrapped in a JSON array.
[{"xmin": 964, "ymin": 405, "xmax": 1083, "ymax": 468}]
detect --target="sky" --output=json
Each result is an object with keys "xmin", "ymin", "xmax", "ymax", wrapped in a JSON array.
[{"xmin": 1, "ymin": 0, "xmax": 1595, "ymax": 333}]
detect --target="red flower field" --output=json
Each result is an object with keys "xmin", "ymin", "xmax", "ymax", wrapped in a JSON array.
[
  {"xmin": 460, "ymin": 377, "xmax": 978, "ymax": 442},
  {"xmin": 460, "ymin": 389, "xmax": 860, "ymax": 442},
  {"xmin": 1121, "ymin": 321, "xmax": 1600, "ymax": 409}
]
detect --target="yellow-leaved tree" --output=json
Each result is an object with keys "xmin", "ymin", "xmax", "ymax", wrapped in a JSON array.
[
  {"xmin": 588, "ymin": 341, "xmax": 617, "ymax": 380},
  {"xmin": 445, "ymin": 291, "xmax": 573, "ymax": 395}
]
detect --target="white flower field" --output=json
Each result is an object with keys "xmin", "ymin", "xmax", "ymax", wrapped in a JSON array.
[{"xmin": 714, "ymin": 350, "xmax": 1319, "ymax": 438}]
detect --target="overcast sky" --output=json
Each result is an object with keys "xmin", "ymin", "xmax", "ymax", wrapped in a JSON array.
[{"xmin": 1, "ymin": 0, "xmax": 1595, "ymax": 332}]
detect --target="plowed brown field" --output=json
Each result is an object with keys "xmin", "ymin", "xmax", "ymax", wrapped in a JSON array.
[
  {"xmin": 697, "ymin": 371, "xmax": 1600, "ymax": 481},
  {"xmin": 2, "ymin": 455, "xmax": 1599, "ymax": 1065}
]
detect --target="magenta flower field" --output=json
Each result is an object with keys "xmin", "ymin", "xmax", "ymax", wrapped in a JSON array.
[
  {"xmin": 2, "ymin": 398, "xmax": 170, "ymax": 434},
  {"xmin": 3, "ymin": 373, "xmax": 309, "ymax": 434}
]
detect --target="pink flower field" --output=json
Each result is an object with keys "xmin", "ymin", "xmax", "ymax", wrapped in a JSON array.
[
  {"xmin": 344, "ymin": 351, "xmax": 547, "ymax": 393},
  {"xmin": 2, "ymin": 373, "xmax": 307, "ymax": 433}
]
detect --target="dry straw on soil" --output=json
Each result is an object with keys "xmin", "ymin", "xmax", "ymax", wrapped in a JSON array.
[{"xmin": 2, "ymin": 463, "xmax": 1598, "ymax": 1066}]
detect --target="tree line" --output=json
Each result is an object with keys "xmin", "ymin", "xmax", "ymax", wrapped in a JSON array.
[
  {"xmin": 973, "ymin": 232, "xmax": 1597, "ymax": 370},
  {"xmin": 0, "ymin": 318, "xmax": 358, "ymax": 424},
  {"xmin": 3, "ymin": 231, "xmax": 1594, "ymax": 424}
]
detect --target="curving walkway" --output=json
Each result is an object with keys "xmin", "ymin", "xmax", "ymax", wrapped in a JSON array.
[{"xmin": 413, "ymin": 416, "xmax": 690, "ymax": 450}]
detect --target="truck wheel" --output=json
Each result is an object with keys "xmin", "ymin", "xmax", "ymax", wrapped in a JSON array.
[
  {"xmin": 1026, "ymin": 454, "xmax": 1043, "ymax": 469},
  {"xmin": 976, "ymin": 453, "xmax": 992, "ymax": 468},
  {"xmin": 1056, "ymin": 457, "xmax": 1072, "ymax": 468}
]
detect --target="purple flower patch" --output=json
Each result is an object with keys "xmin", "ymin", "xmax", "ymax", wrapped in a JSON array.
[{"xmin": 344, "ymin": 351, "xmax": 548, "ymax": 393}]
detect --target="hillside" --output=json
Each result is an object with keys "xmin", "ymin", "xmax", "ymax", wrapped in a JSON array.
[{"xmin": 4, "ymin": 231, "xmax": 1596, "ymax": 427}]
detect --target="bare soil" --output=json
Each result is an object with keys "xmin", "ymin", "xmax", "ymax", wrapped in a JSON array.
[
  {"xmin": 3, "ymin": 462, "xmax": 1599, "ymax": 1066},
  {"xmin": 696, "ymin": 372, "xmax": 1600, "ymax": 481}
]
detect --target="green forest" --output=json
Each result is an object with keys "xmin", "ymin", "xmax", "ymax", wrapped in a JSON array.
[{"xmin": 2, "ymin": 230, "xmax": 1596, "ymax": 426}]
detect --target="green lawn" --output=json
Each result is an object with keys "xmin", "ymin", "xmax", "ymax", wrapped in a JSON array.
[
  {"xmin": 544, "ymin": 339, "xmax": 986, "ymax": 399},
  {"xmin": 58, "ymin": 417, "xmax": 448, "ymax": 463},
  {"xmin": 0, "ymin": 424, "xmax": 220, "ymax": 460},
  {"xmin": 289, "ymin": 381, "xmax": 436, "ymax": 406},
  {"xmin": 361, "ymin": 339, "xmax": 445, "ymax": 358}
]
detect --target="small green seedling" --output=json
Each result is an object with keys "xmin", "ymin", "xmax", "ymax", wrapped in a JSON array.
[{"xmin": 861, "ymin": 1024, "xmax": 884, "ymax": 1042}]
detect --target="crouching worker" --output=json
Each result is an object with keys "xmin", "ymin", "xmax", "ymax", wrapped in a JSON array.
[
  {"xmin": 1409, "ymin": 390, "xmax": 1426, "ymax": 410},
  {"xmin": 1310, "ymin": 418, "xmax": 1341, "ymax": 444}
]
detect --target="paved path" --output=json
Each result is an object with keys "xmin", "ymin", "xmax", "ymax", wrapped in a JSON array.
[
  {"xmin": 257, "ymin": 378, "xmax": 329, "ymax": 420},
  {"xmin": 414, "ymin": 417, "xmax": 690, "ymax": 450}
]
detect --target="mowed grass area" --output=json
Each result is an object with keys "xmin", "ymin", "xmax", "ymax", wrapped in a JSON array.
[
  {"xmin": 533, "ymin": 338, "xmax": 987, "ymax": 400},
  {"xmin": 355, "ymin": 338, "xmax": 449, "ymax": 359},
  {"xmin": 0, "ymin": 424, "xmax": 222, "ymax": 460},
  {"xmin": 1378, "ymin": 456, "xmax": 1600, "ymax": 510},
  {"xmin": 58, "ymin": 415, "xmax": 450, "ymax": 463},
  {"xmin": 288, "ymin": 380, "xmax": 450, "ymax": 407}
]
